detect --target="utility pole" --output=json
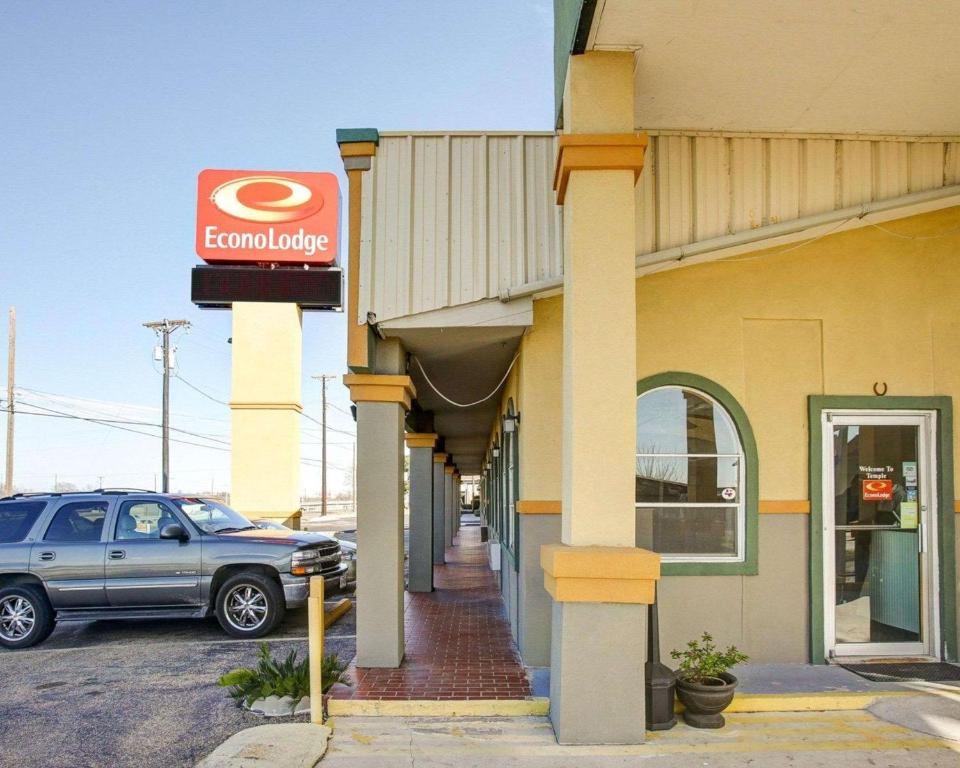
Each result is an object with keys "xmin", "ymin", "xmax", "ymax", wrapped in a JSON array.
[
  {"xmin": 143, "ymin": 319, "xmax": 190, "ymax": 492},
  {"xmin": 4, "ymin": 307, "xmax": 14, "ymax": 496},
  {"xmin": 311, "ymin": 374, "xmax": 336, "ymax": 516}
]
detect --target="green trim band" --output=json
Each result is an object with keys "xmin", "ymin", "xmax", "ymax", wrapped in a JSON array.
[
  {"xmin": 808, "ymin": 395, "xmax": 955, "ymax": 665},
  {"xmin": 336, "ymin": 128, "xmax": 380, "ymax": 146},
  {"xmin": 636, "ymin": 372, "xmax": 759, "ymax": 577}
]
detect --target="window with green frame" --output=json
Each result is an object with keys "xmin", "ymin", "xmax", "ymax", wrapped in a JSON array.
[
  {"xmin": 503, "ymin": 402, "xmax": 520, "ymax": 568},
  {"xmin": 492, "ymin": 438, "xmax": 501, "ymax": 540},
  {"xmin": 635, "ymin": 372, "xmax": 759, "ymax": 576}
]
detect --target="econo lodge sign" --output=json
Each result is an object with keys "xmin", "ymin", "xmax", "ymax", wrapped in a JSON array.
[{"xmin": 196, "ymin": 170, "xmax": 339, "ymax": 265}]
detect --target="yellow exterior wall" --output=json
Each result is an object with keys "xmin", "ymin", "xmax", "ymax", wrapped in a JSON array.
[
  {"xmin": 501, "ymin": 205, "xmax": 960, "ymax": 661},
  {"xmin": 486, "ymin": 296, "xmax": 564, "ymax": 503},
  {"xmin": 633, "ymin": 206, "xmax": 960, "ymax": 497},
  {"xmin": 518, "ymin": 297, "xmax": 564, "ymax": 501}
]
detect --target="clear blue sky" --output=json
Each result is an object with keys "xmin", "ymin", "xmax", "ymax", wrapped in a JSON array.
[{"xmin": 0, "ymin": 1, "xmax": 554, "ymax": 494}]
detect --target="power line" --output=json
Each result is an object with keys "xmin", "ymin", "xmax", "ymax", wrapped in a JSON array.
[
  {"xmin": 4, "ymin": 402, "xmax": 231, "ymax": 452},
  {"xmin": 300, "ymin": 411, "xmax": 356, "ymax": 436},
  {"xmin": 10, "ymin": 398, "xmax": 231, "ymax": 445},
  {"xmin": 327, "ymin": 401, "xmax": 354, "ymax": 418},
  {"xmin": 173, "ymin": 373, "xmax": 229, "ymax": 405},
  {"xmin": 11, "ymin": 385, "xmax": 232, "ymax": 424}
]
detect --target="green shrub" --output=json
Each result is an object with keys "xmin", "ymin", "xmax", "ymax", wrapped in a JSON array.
[
  {"xmin": 670, "ymin": 632, "xmax": 748, "ymax": 684},
  {"xmin": 218, "ymin": 642, "xmax": 350, "ymax": 708}
]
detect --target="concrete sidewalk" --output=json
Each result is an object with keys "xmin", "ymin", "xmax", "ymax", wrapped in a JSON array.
[
  {"xmin": 320, "ymin": 708, "xmax": 960, "ymax": 767},
  {"xmin": 196, "ymin": 683, "xmax": 960, "ymax": 767}
]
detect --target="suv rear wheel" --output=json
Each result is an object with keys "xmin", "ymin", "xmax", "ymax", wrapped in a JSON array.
[
  {"xmin": 215, "ymin": 572, "xmax": 285, "ymax": 639},
  {"xmin": 0, "ymin": 585, "xmax": 56, "ymax": 649}
]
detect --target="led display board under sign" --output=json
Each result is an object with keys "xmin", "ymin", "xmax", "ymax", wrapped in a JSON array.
[
  {"xmin": 191, "ymin": 266, "xmax": 342, "ymax": 310},
  {"xmin": 196, "ymin": 170, "xmax": 340, "ymax": 265}
]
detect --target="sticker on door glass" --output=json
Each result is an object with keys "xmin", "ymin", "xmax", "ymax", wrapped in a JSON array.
[
  {"xmin": 903, "ymin": 461, "xmax": 918, "ymax": 488},
  {"xmin": 720, "ymin": 487, "xmax": 737, "ymax": 501},
  {"xmin": 906, "ymin": 488, "xmax": 918, "ymax": 502},
  {"xmin": 900, "ymin": 501, "xmax": 919, "ymax": 529},
  {"xmin": 862, "ymin": 479, "xmax": 893, "ymax": 501}
]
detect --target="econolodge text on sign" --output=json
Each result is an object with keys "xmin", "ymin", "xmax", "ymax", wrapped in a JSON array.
[{"xmin": 196, "ymin": 169, "xmax": 340, "ymax": 265}]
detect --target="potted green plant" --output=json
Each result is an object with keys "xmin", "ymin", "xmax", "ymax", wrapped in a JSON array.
[{"xmin": 670, "ymin": 632, "xmax": 748, "ymax": 728}]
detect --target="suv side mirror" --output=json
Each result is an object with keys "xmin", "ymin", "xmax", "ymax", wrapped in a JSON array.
[{"xmin": 159, "ymin": 523, "xmax": 188, "ymax": 541}]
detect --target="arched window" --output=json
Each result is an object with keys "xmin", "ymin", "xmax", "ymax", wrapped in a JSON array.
[{"xmin": 636, "ymin": 373, "xmax": 757, "ymax": 571}]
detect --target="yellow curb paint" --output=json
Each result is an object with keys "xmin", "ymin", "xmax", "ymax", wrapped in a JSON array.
[
  {"xmin": 324, "ymin": 598, "xmax": 352, "ymax": 628},
  {"xmin": 675, "ymin": 690, "xmax": 916, "ymax": 714},
  {"xmin": 326, "ymin": 698, "xmax": 550, "ymax": 717}
]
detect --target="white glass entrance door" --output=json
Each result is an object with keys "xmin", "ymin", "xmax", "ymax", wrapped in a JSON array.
[{"xmin": 822, "ymin": 411, "xmax": 939, "ymax": 659}]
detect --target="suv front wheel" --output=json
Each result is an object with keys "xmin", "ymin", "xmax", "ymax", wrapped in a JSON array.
[
  {"xmin": 215, "ymin": 572, "xmax": 285, "ymax": 639},
  {"xmin": 0, "ymin": 585, "xmax": 56, "ymax": 649}
]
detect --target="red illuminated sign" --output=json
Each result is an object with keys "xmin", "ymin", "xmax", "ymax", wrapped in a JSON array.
[
  {"xmin": 196, "ymin": 170, "xmax": 339, "ymax": 265},
  {"xmin": 862, "ymin": 479, "xmax": 893, "ymax": 501}
]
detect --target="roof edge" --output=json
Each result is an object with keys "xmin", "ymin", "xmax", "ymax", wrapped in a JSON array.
[{"xmin": 336, "ymin": 128, "xmax": 380, "ymax": 146}]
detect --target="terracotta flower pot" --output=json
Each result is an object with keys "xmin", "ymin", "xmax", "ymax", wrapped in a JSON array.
[{"xmin": 676, "ymin": 672, "xmax": 737, "ymax": 728}]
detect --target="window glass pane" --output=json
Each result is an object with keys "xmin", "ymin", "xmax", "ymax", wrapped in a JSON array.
[
  {"xmin": 636, "ymin": 506, "xmax": 737, "ymax": 556},
  {"xmin": 832, "ymin": 424, "xmax": 918, "ymax": 527},
  {"xmin": 635, "ymin": 456, "xmax": 740, "ymax": 503},
  {"xmin": 44, "ymin": 502, "xmax": 107, "ymax": 542},
  {"xmin": 174, "ymin": 498, "xmax": 252, "ymax": 534},
  {"xmin": 636, "ymin": 388, "xmax": 739, "ymax": 455},
  {"xmin": 0, "ymin": 501, "xmax": 47, "ymax": 543},
  {"xmin": 834, "ymin": 529, "xmax": 920, "ymax": 644},
  {"xmin": 116, "ymin": 502, "xmax": 179, "ymax": 540}
]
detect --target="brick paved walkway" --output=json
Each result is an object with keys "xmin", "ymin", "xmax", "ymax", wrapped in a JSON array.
[{"xmin": 332, "ymin": 522, "xmax": 532, "ymax": 700}]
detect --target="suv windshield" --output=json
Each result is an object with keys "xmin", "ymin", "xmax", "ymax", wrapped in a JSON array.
[{"xmin": 172, "ymin": 498, "xmax": 256, "ymax": 534}]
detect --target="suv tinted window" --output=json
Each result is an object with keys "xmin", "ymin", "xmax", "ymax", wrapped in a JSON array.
[
  {"xmin": 0, "ymin": 501, "xmax": 47, "ymax": 543},
  {"xmin": 44, "ymin": 501, "xmax": 108, "ymax": 542}
]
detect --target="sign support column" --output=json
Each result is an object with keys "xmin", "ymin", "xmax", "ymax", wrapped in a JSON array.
[{"xmin": 230, "ymin": 302, "xmax": 303, "ymax": 528}]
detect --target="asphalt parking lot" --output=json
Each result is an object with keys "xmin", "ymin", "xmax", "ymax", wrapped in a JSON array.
[{"xmin": 0, "ymin": 600, "xmax": 357, "ymax": 768}]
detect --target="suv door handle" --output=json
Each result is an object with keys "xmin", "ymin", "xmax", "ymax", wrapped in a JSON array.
[
  {"xmin": 38, "ymin": 551, "xmax": 56, "ymax": 561},
  {"xmin": 108, "ymin": 550, "xmax": 126, "ymax": 560}
]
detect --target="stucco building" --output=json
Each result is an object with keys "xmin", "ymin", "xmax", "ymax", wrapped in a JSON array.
[{"xmin": 231, "ymin": 0, "xmax": 960, "ymax": 745}]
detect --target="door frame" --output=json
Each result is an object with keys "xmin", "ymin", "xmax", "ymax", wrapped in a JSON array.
[
  {"xmin": 808, "ymin": 396, "xmax": 955, "ymax": 664},
  {"xmin": 823, "ymin": 411, "xmax": 936, "ymax": 658}
]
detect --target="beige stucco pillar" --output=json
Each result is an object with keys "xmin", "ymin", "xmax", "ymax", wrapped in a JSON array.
[
  {"xmin": 406, "ymin": 433, "xmax": 438, "ymax": 592},
  {"xmin": 230, "ymin": 302, "xmax": 302, "ymax": 529},
  {"xmin": 345, "ymin": 374, "xmax": 416, "ymax": 667},
  {"xmin": 545, "ymin": 51, "xmax": 659, "ymax": 745},
  {"xmin": 443, "ymin": 465, "xmax": 456, "ymax": 549},
  {"xmin": 453, "ymin": 471, "xmax": 461, "ymax": 537},
  {"xmin": 432, "ymin": 452, "xmax": 448, "ymax": 564}
]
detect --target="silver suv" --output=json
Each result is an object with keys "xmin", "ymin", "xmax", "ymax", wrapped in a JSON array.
[{"xmin": 0, "ymin": 491, "xmax": 348, "ymax": 649}]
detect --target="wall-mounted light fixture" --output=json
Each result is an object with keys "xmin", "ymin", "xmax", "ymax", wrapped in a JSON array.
[
  {"xmin": 492, "ymin": 446, "xmax": 501, "ymax": 458},
  {"xmin": 503, "ymin": 413, "xmax": 520, "ymax": 433},
  {"xmin": 485, "ymin": 462, "xmax": 492, "ymax": 471}
]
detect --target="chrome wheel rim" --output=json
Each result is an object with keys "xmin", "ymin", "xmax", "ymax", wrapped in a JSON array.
[
  {"xmin": 0, "ymin": 596, "xmax": 36, "ymax": 642},
  {"xmin": 224, "ymin": 585, "xmax": 268, "ymax": 631}
]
